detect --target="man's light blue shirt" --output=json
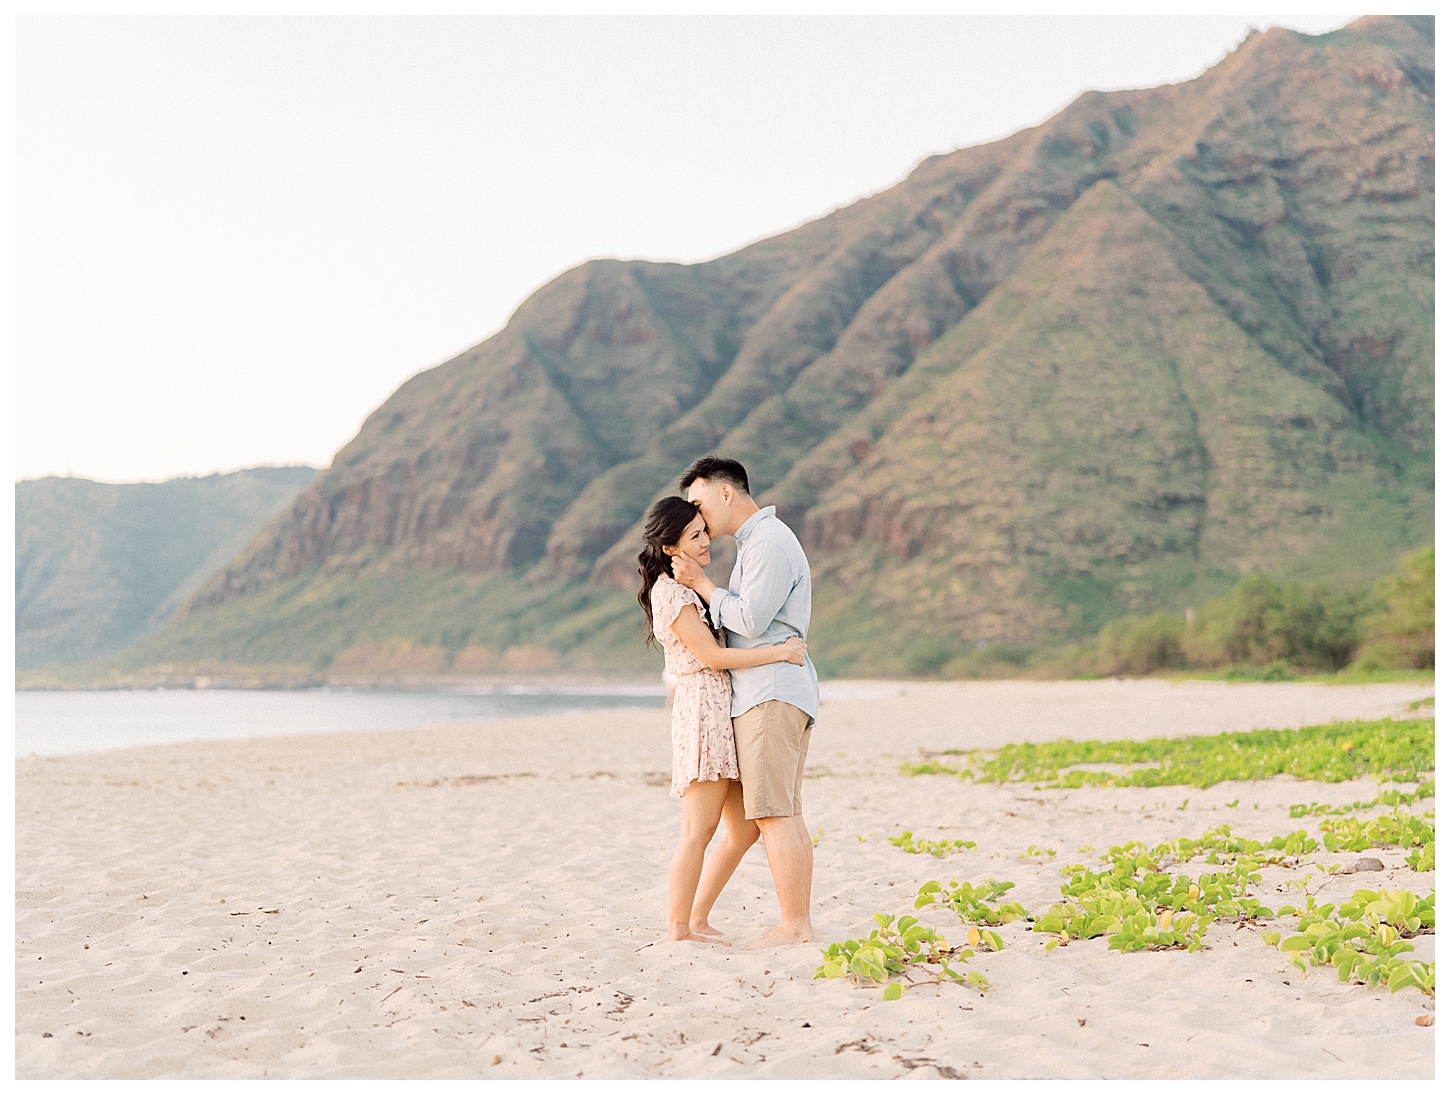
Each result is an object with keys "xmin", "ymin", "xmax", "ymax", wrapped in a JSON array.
[{"xmin": 707, "ymin": 506, "xmax": 819, "ymax": 722}]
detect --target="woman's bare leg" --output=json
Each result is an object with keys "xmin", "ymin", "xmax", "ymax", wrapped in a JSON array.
[
  {"xmin": 668, "ymin": 778, "xmax": 733, "ymax": 942},
  {"xmin": 689, "ymin": 780, "xmax": 759, "ymax": 934}
]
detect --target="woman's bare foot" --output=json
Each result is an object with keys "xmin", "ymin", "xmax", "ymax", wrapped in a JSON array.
[
  {"xmin": 666, "ymin": 928, "xmax": 730, "ymax": 945},
  {"xmin": 689, "ymin": 921, "xmax": 725, "ymax": 938},
  {"xmin": 741, "ymin": 923, "xmax": 814, "ymax": 950}
]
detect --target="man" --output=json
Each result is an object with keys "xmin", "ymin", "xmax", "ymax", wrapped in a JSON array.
[{"xmin": 670, "ymin": 455, "xmax": 819, "ymax": 948}]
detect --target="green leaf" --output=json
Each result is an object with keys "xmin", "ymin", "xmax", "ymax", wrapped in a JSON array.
[{"xmin": 882, "ymin": 982, "xmax": 903, "ymax": 1001}]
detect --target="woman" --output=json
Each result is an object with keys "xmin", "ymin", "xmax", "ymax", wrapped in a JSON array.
[{"xmin": 638, "ymin": 496, "xmax": 807, "ymax": 943}]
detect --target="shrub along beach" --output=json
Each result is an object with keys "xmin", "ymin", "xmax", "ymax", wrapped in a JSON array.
[{"xmin": 914, "ymin": 544, "xmax": 1435, "ymax": 683}]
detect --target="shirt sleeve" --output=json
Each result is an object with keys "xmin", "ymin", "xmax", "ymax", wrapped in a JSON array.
[{"xmin": 709, "ymin": 540, "xmax": 793, "ymax": 638}]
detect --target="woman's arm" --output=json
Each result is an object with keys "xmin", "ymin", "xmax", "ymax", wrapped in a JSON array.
[{"xmin": 670, "ymin": 603, "xmax": 804, "ymax": 670}]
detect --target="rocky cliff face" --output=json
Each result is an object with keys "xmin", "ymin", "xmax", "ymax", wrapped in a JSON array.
[{"xmin": 176, "ymin": 16, "xmax": 1433, "ymax": 663}]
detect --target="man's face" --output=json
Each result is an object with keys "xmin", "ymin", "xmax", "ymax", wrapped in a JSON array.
[{"xmin": 685, "ymin": 478, "xmax": 730, "ymax": 539}]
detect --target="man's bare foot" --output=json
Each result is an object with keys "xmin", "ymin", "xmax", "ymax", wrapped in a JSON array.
[
  {"xmin": 689, "ymin": 921, "xmax": 725, "ymax": 938},
  {"xmin": 742, "ymin": 923, "xmax": 814, "ymax": 950},
  {"xmin": 666, "ymin": 929, "xmax": 730, "ymax": 945}
]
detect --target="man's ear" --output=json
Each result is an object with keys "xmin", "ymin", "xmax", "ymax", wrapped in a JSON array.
[{"xmin": 719, "ymin": 482, "xmax": 734, "ymax": 506}]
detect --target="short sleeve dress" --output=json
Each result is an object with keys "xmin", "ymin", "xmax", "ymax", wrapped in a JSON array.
[{"xmin": 651, "ymin": 577, "xmax": 739, "ymax": 797}]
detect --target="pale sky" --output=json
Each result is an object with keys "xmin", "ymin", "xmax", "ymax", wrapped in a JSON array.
[{"xmin": 16, "ymin": 12, "xmax": 1365, "ymax": 483}]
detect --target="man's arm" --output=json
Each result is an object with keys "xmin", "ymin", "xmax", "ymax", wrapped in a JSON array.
[{"xmin": 708, "ymin": 541, "xmax": 793, "ymax": 639}]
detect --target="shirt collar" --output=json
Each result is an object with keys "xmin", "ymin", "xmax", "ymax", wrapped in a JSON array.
[{"xmin": 734, "ymin": 505, "xmax": 774, "ymax": 545}]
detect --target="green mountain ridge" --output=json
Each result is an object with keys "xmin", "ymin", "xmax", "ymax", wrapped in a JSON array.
[
  {"xmin": 96, "ymin": 16, "xmax": 1434, "ymax": 678},
  {"xmin": 803, "ymin": 179, "xmax": 1430, "ymax": 652}
]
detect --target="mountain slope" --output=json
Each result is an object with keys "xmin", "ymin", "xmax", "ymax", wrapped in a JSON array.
[
  {"xmin": 16, "ymin": 467, "xmax": 318, "ymax": 669},
  {"xmin": 800, "ymin": 179, "xmax": 1424, "ymax": 657},
  {"xmin": 127, "ymin": 16, "xmax": 1431, "ymax": 674}
]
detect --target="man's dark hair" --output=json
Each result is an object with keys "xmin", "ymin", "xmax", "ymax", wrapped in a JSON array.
[{"xmin": 678, "ymin": 455, "xmax": 750, "ymax": 495}]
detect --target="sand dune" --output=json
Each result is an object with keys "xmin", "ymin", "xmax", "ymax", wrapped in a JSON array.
[{"xmin": 16, "ymin": 680, "xmax": 1435, "ymax": 1079}]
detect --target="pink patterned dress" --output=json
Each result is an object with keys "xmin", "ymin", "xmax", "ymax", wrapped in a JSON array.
[{"xmin": 651, "ymin": 577, "xmax": 739, "ymax": 797}]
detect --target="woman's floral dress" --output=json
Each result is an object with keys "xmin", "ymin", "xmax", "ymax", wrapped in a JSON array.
[{"xmin": 651, "ymin": 577, "xmax": 738, "ymax": 797}]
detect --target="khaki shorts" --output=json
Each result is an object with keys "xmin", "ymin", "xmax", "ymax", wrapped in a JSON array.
[{"xmin": 734, "ymin": 700, "xmax": 813, "ymax": 820}]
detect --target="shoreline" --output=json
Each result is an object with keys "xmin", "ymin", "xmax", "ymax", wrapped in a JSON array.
[
  {"xmin": 17, "ymin": 678, "xmax": 1432, "ymax": 761},
  {"xmin": 15, "ymin": 667, "xmax": 1436, "ymax": 693},
  {"xmin": 14, "ymin": 669, "xmax": 667, "ymax": 693}
]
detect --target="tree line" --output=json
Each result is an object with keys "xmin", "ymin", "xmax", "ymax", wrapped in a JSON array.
[{"xmin": 1093, "ymin": 545, "xmax": 1433, "ymax": 677}]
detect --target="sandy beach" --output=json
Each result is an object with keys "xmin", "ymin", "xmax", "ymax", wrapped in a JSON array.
[{"xmin": 16, "ymin": 679, "xmax": 1435, "ymax": 1079}]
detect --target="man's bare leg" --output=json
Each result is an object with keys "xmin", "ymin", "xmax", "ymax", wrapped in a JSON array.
[
  {"xmin": 690, "ymin": 780, "xmax": 759, "ymax": 935},
  {"xmin": 743, "ymin": 813, "xmax": 815, "ymax": 948},
  {"xmin": 667, "ymin": 779, "xmax": 733, "ymax": 943}
]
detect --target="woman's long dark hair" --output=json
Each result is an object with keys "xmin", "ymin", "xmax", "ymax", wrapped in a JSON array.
[{"xmin": 638, "ymin": 496, "xmax": 703, "ymax": 647}]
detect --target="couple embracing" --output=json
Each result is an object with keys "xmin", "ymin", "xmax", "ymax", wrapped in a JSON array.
[{"xmin": 636, "ymin": 456, "xmax": 818, "ymax": 949}]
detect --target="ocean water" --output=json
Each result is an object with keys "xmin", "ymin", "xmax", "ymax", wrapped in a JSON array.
[{"xmin": 14, "ymin": 686, "xmax": 667, "ymax": 757}]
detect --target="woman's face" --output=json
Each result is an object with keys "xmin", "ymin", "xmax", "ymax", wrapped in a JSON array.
[{"xmin": 666, "ymin": 512, "xmax": 711, "ymax": 567}]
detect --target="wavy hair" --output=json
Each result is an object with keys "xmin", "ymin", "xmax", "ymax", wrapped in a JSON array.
[{"xmin": 637, "ymin": 495, "xmax": 704, "ymax": 647}]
